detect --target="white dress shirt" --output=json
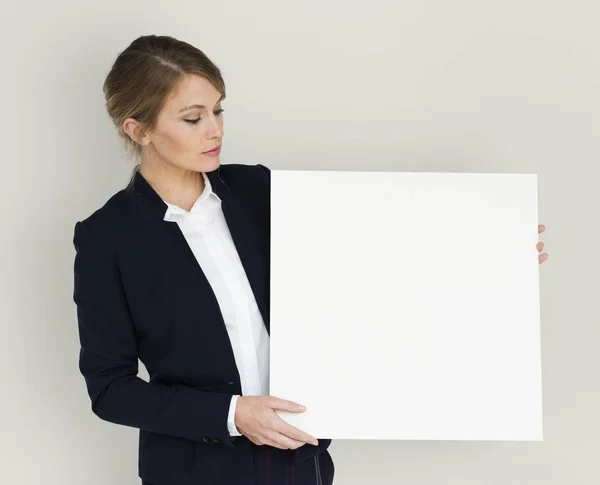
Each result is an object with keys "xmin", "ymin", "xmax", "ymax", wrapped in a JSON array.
[{"xmin": 161, "ymin": 171, "xmax": 270, "ymax": 437}]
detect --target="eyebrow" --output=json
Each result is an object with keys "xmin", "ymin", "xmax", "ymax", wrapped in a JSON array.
[{"xmin": 178, "ymin": 95, "xmax": 225, "ymax": 113}]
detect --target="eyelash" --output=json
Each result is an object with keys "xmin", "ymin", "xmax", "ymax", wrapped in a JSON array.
[{"xmin": 184, "ymin": 109, "xmax": 225, "ymax": 124}]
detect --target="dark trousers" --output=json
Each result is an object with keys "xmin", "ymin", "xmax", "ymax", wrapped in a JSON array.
[{"xmin": 142, "ymin": 445, "xmax": 335, "ymax": 485}]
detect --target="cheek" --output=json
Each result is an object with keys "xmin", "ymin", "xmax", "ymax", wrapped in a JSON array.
[
  {"xmin": 163, "ymin": 126, "xmax": 197, "ymax": 154},
  {"xmin": 157, "ymin": 122, "xmax": 213, "ymax": 159}
]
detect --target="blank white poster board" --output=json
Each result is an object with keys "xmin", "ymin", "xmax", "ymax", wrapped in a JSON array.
[{"xmin": 269, "ymin": 170, "xmax": 543, "ymax": 441}]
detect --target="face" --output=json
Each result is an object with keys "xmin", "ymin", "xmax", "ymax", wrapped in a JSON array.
[{"xmin": 126, "ymin": 74, "xmax": 225, "ymax": 174}]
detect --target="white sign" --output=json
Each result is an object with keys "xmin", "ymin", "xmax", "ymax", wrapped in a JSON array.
[{"xmin": 269, "ymin": 170, "xmax": 543, "ymax": 441}]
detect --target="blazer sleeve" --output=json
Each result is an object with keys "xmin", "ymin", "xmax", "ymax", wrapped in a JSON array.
[{"xmin": 72, "ymin": 219, "xmax": 235, "ymax": 446}]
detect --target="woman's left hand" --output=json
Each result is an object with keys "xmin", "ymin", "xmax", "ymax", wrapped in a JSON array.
[{"xmin": 537, "ymin": 224, "xmax": 548, "ymax": 264}]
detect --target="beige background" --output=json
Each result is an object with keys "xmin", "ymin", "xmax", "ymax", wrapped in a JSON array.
[{"xmin": 1, "ymin": 0, "xmax": 598, "ymax": 483}]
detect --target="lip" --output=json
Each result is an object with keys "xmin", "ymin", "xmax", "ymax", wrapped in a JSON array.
[{"xmin": 203, "ymin": 145, "xmax": 221, "ymax": 155}]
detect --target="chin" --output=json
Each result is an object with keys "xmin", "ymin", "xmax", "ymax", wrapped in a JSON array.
[{"xmin": 204, "ymin": 157, "xmax": 221, "ymax": 172}]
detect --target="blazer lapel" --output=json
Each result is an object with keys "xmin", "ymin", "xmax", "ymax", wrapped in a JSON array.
[
  {"xmin": 207, "ymin": 169, "xmax": 270, "ymax": 335},
  {"xmin": 128, "ymin": 168, "xmax": 270, "ymax": 335}
]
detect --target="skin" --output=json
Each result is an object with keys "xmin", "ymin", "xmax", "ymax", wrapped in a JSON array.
[
  {"xmin": 122, "ymin": 73, "xmax": 550, "ymax": 450},
  {"xmin": 538, "ymin": 225, "xmax": 548, "ymax": 263}
]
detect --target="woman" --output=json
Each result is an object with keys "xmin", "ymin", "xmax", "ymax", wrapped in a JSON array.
[
  {"xmin": 72, "ymin": 35, "xmax": 549, "ymax": 485},
  {"xmin": 74, "ymin": 34, "xmax": 332, "ymax": 485}
]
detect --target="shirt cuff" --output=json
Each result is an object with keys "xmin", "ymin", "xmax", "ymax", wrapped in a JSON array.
[{"xmin": 227, "ymin": 395, "xmax": 242, "ymax": 436}]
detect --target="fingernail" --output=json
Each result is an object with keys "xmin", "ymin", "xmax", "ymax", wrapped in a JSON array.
[{"xmin": 298, "ymin": 404, "xmax": 306, "ymax": 410}]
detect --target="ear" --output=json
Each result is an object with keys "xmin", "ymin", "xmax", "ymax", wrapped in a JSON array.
[{"xmin": 122, "ymin": 117, "xmax": 148, "ymax": 145}]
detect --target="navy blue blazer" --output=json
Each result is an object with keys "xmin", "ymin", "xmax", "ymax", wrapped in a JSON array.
[{"xmin": 72, "ymin": 163, "xmax": 333, "ymax": 485}]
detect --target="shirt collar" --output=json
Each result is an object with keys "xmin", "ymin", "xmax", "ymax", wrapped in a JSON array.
[{"xmin": 162, "ymin": 171, "xmax": 221, "ymax": 221}]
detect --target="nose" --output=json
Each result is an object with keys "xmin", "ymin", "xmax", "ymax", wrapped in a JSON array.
[
  {"xmin": 208, "ymin": 115, "xmax": 224, "ymax": 139},
  {"xmin": 208, "ymin": 125, "xmax": 224, "ymax": 140}
]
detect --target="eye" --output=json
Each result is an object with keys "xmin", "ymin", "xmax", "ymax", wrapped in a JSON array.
[{"xmin": 184, "ymin": 109, "xmax": 225, "ymax": 124}]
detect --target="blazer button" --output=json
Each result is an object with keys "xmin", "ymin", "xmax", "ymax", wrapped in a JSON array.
[
  {"xmin": 201, "ymin": 437, "xmax": 209, "ymax": 444},
  {"xmin": 211, "ymin": 438, "xmax": 221, "ymax": 444}
]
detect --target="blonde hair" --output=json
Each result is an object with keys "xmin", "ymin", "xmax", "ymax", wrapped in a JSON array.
[{"xmin": 102, "ymin": 34, "xmax": 226, "ymax": 174}]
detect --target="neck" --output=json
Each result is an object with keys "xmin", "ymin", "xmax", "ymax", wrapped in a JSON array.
[{"xmin": 138, "ymin": 162, "xmax": 205, "ymax": 212}]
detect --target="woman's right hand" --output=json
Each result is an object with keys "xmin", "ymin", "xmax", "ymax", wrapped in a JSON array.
[{"xmin": 234, "ymin": 396, "xmax": 319, "ymax": 450}]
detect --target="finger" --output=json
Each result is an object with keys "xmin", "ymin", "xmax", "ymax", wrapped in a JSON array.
[
  {"xmin": 278, "ymin": 420, "xmax": 319, "ymax": 446},
  {"xmin": 539, "ymin": 253, "xmax": 548, "ymax": 263},
  {"xmin": 275, "ymin": 433, "xmax": 306, "ymax": 450},
  {"xmin": 536, "ymin": 242, "xmax": 544, "ymax": 252},
  {"xmin": 267, "ymin": 397, "xmax": 306, "ymax": 413},
  {"xmin": 538, "ymin": 224, "xmax": 546, "ymax": 234},
  {"xmin": 264, "ymin": 431, "xmax": 305, "ymax": 450}
]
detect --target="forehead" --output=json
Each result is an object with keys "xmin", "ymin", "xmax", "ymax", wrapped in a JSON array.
[{"xmin": 165, "ymin": 74, "xmax": 223, "ymax": 112}]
